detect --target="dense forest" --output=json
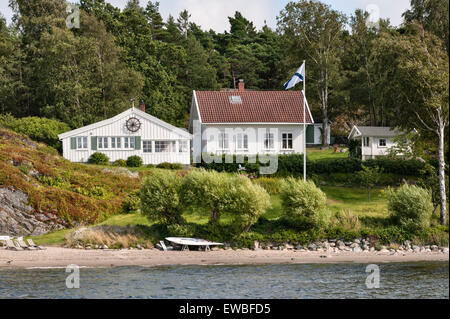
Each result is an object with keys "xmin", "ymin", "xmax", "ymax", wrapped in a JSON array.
[{"xmin": 0, "ymin": 0, "xmax": 448, "ymax": 140}]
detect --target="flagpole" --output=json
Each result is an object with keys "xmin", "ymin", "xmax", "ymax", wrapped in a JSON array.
[{"xmin": 303, "ymin": 60, "xmax": 306, "ymax": 182}]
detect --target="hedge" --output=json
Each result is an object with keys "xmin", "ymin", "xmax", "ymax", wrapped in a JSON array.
[{"xmin": 195, "ymin": 154, "xmax": 428, "ymax": 177}]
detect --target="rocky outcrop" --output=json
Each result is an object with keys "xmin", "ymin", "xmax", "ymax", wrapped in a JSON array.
[{"xmin": 0, "ymin": 187, "xmax": 64, "ymax": 236}]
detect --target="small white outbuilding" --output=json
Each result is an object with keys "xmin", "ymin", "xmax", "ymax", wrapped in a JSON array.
[
  {"xmin": 348, "ymin": 125, "xmax": 405, "ymax": 160},
  {"xmin": 58, "ymin": 106, "xmax": 192, "ymax": 165}
]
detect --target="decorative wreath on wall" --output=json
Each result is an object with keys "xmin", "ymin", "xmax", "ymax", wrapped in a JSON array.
[{"xmin": 126, "ymin": 117, "xmax": 142, "ymax": 133}]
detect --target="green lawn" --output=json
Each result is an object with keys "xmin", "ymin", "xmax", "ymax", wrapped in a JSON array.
[{"xmin": 307, "ymin": 147, "xmax": 348, "ymax": 161}]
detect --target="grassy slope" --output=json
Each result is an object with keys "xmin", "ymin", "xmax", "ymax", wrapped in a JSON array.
[
  {"xmin": 307, "ymin": 147, "xmax": 347, "ymax": 161},
  {"xmin": 0, "ymin": 128, "xmax": 141, "ymax": 227}
]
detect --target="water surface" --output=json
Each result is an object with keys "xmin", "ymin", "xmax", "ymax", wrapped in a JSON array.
[{"xmin": 0, "ymin": 262, "xmax": 448, "ymax": 299}]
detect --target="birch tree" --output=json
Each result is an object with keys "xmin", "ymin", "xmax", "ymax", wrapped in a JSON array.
[{"xmin": 379, "ymin": 24, "xmax": 448, "ymax": 225}]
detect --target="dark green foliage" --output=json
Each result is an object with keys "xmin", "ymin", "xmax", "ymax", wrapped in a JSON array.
[
  {"xmin": 156, "ymin": 162, "xmax": 182, "ymax": 170},
  {"xmin": 126, "ymin": 155, "xmax": 143, "ymax": 167},
  {"xmin": 0, "ymin": 114, "xmax": 70, "ymax": 150},
  {"xmin": 88, "ymin": 152, "xmax": 110, "ymax": 165},
  {"xmin": 122, "ymin": 190, "xmax": 141, "ymax": 214},
  {"xmin": 196, "ymin": 155, "xmax": 428, "ymax": 178}
]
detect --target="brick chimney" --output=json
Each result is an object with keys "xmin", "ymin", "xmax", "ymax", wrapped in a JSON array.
[
  {"xmin": 139, "ymin": 100, "xmax": 146, "ymax": 113},
  {"xmin": 238, "ymin": 79, "xmax": 245, "ymax": 92}
]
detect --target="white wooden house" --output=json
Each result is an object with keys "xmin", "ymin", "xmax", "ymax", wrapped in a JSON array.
[
  {"xmin": 306, "ymin": 119, "xmax": 332, "ymax": 146},
  {"xmin": 348, "ymin": 125, "xmax": 404, "ymax": 160},
  {"xmin": 189, "ymin": 80, "xmax": 314, "ymax": 162},
  {"xmin": 58, "ymin": 105, "xmax": 192, "ymax": 165}
]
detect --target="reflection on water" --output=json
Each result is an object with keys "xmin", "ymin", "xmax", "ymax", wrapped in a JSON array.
[{"xmin": 0, "ymin": 262, "xmax": 448, "ymax": 299}]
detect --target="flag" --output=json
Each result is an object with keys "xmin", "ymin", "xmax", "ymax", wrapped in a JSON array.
[{"xmin": 284, "ymin": 63, "xmax": 305, "ymax": 90}]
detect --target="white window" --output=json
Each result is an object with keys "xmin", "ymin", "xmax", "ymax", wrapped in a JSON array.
[
  {"xmin": 111, "ymin": 137, "xmax": 116, "ymax": 149},
  {"xmin": 179, "ymin": 141, "xmax": 189, "ymax": 153},
  {"xmin": 282, "ymin": 133, "xmax": 293, "ymax": 150},
  {"xmin": 236, "ymin": 134, "xmax": 248, "ymax": 151},
  {"xmin": 98, "ymin": 137, "xmax": 108, "ymax": 149},
  {"xmin": 264, "ymin": 133, "xmax": 275, "ymax": 150},
  {"xmin": 117, "ymin": 137, "xmax": 121, "ymax": 149},
  {"xmin": 363, "ymin": 137, "xmax": 370, "ymax": 147},
  {"xmin": 218, "ymin": 133, "xmax": 229, "ymax": 150},
  {"xmin": 379, "ymin": 139, "xmax": 387, "ymax": 147},
  {"xmin": 124, "ymin": 137, "xmax": 135, "ymax": 149},
  {"xmin": 143, "ymin": 141, "xmax": 152, "ymax": 153},
  {"xmin": 155, "ymin": 141, "xmax": 173, "ymax": 153},
  {"xmin": 77, "ymin": 137, "xmax": 87, "ymax": 149}
]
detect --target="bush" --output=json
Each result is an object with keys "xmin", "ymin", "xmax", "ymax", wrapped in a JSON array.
[
  {"xmin": 126, "ymin": 156, "xmax": 143, "ymax": 167},
  {"xmin": 182, "ymin": 169, "xmax": 235, "ymax": 224},
  {"xmin": 253, "ymin": 177, "xmax": 283, "ymax": 195},
  {"xmin": 196, "ymin": 154, "xmax": 428, "ymax": 177},
  {"xmin": 156, "ymin": 162, "xmax": 172, "ymax": 169},
  {"xmin": 280, "ymin": 178, "xmax": 330, "ymax": 230},
  {"xmin": 231, "ymin": 175, "xmax": 271, "ymax": 233},
  {"xmin": 112, "ymin": 159, "xmax": 127, "ymax": 167},
  {"xmin": 170, "ymin": 163, "xmax": 183, "ymax": 170},
  {"xmin": 88, "ymin": 152, "xmax": 110, "ymax": 165},
  {"xmin": 140, "ymin": 170, "xmax": 184, "ymax": 225},
  {"xmin": 0, "ymin": 114, "xmax": 70, "ymax": 151},
  {"xmin": 388, "ymin": 184, "xmax": 434, "ymax": 232},
  {"xmin": 147, "ymin": 164, "xmax": 155, "ymax": 169},
  {"xmin": 122, "ymin": 190, "xmax": 141, "ymax": 214}
]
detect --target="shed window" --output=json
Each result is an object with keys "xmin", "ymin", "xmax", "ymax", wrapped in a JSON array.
[
  {"xmin": 379, "ymin": 139, "xmax": 387, "ymax": 147},
  {"xmin": 124, "ymin": 137, "xmax": 135, "ymax": 149},
  {"xmin": 363, "ymin": 137, "xmax": 370, "ymax": 147}
]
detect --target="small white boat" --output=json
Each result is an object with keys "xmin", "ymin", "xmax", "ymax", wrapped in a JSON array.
[{"xmin": 165, "ymin": 237, "xmax": 223, "ymax": 251}]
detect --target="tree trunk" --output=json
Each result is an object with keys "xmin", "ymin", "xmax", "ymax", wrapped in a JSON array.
[
  {"xmin": 211, "ymin": 210, "xmax": 219, "ymax": 224},
  {"xmin": 438, "ymin": 121, "xmax": 447, "ymax": 225}
]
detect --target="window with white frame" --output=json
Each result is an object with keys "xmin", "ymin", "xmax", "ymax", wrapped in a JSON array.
[
  {"xmin": 155, "ymin": 141, "xmax": 174, "ymax": 153},
  {"xmin": 143, "ymin": 140, "xmax": 152, "ymax": 153},
  {"xmin": 235, "ymin": 133, "xmax": 248, "ymax": 151},
  {"xmin": 77, "ymin": 137, "xmax": 88, "ymax": 149},
  {"xmin": 264, "ymin": 133, "xmax": 275, "ymax": 150},
  {"xmin": 379, "ymin": 139, "xmax": 387, "ymax": 147},
  {"xmin": 111, "ymin": 137, "xmax": 116, "ymax": 149},
  {"xmin": 363, "ymin": 137, "xmax": 370, "ymax": 147},
  {"xmin": 124, "ymin": 137, "xmax": 135, "ymax": 149},
  {"xmin": 179, "ymin": 140, "xmax": 189, "ymax": 153},
  {"xmin": 282, "ymin": 133, "xmax": 293, "ymax": 150},
  {"xmin": 116, "ymin": 137, "xmax": 121, "ymax": 148},
  {"xmin": 218, "ymin": 132, "xmax": 229, "ymax": 150},
  {"xmin": 98, "ymin": 137, "xmax": 108, "ymax": 149}
]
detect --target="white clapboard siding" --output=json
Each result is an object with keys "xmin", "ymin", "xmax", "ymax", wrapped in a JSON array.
[{"xmin": 59, "ymin": 108, "xmax": 192, "ymax": 165}]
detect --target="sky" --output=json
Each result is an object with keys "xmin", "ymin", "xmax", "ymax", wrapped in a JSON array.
[{"xmin": 0, "ymin": 0, "xmax": 411, "ymax": 32}]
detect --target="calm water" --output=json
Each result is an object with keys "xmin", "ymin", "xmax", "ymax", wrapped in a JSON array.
[{"xmin": 0, "ymin": 262, "xmax": 448, "ymax": 299}]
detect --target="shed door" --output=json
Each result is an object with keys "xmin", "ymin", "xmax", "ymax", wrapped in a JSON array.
[{"xmin": 306, "ymin": 125, "xmax": 315, "ymax": 144}]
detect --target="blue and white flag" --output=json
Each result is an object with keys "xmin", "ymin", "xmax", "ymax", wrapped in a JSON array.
[{"xmin": 284, "ymin": 63, "xmax": 305, "ymax": 90}]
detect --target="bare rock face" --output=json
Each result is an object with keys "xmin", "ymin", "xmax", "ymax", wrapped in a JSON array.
[{"xmin": 0, "ymin": 187, "xmax": 64, "ymax": 236}]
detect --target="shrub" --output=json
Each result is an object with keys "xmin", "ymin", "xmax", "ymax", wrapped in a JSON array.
[
  {"xmin": 231, "ymin": 175, "xmax": 271, "ymax": 233},
  {"xmin": 170, "ymin": 163, "xmax": 183, "ymax": 170},
  {"xmin": 0, "ymin": 114, "xmax": 70, "ymax": 151},
  {"xmin": 112, "ymin": 159, "xmax": 127, "ymax": 167},
  {"xmin": 332, "ymin": 210, "xmax": 361, "ymax": 231},
  {"xmin": 280, "ymin": 178, "xmax": 330, "ymax": 230},
  {"xmin": 126, "ymin": 156, "xmax": 143, "ymax": 168},
  {"xmin": 140, "ymin": 170, "xmax": 184, "ymax": 225},
  {"xmin": 88, "ymin": 152, "xmax": 110, "ymax": 165},
  {"xmin": 147, "ymin": 164, "xmax": 155, "ymax": 169},
  {"xmin": 122, "ymin": 190, "xmax": 141, "ymax": 214},
  {"xmin": 388, "ymin": 184, "xmax": 434, "ymax": 232},
  {"xmin": 253, "ymin": 177, "xmax": 283, "ymax": 195},
  {"xmin": 156, "ymin": 162, "xmax": 172, "ymax": 169},
  {"xmin": 182, "ymin": 169, "xmax": 234, "ymax": 224}
]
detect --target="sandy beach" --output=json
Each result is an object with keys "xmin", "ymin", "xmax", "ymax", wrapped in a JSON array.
[{"xmin": 0, "ymin": 247, "xmax": 448, "ymax": 269}]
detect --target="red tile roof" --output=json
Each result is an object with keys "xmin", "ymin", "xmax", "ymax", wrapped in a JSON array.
[{"xmin": 195, "ymin": 91, "xmax": 313, "ymax": 124}]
